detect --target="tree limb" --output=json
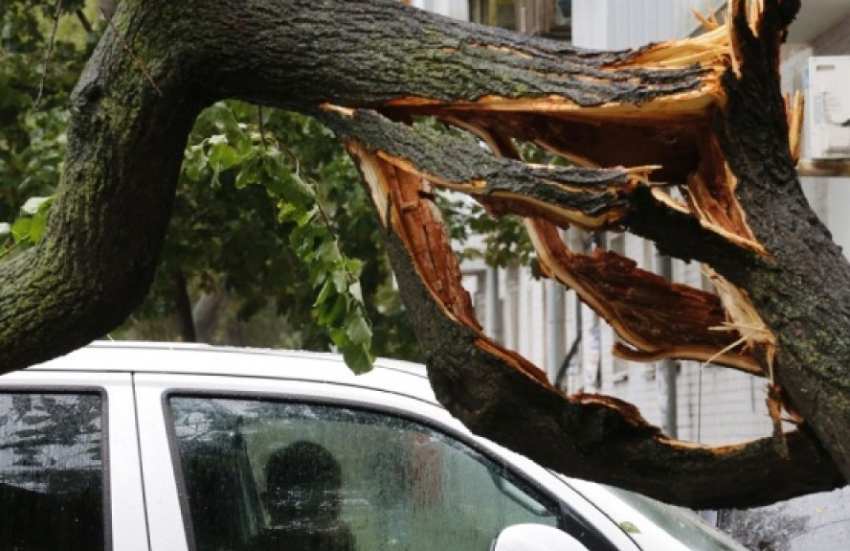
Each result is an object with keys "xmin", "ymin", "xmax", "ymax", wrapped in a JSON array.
[
  {"xmin": 338, "ymin": 105, "xmax": 842, "ymax": 507},
  {"xmin": 0, "ymin": 0, "xmax": 847, "ymax": 506}
]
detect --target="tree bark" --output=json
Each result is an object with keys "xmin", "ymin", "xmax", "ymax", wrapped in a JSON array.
[
  {"xmin": 715, "ymin": 0, "xmax": 850, "ymax": 485},
  {"xmin": 173, "ymin": 271, "xmax": 197, "ymax": 342},
  {"xmin": 0, "ymin": 0, "xmax": 847, "ymax": 508}
]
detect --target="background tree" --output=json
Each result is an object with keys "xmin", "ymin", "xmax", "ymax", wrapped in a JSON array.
[
  {"xmin": 0, "ymin": 1, "xmax": 419, "ymax": 363},
  {"xmin": 0, "ymin": 0, "xmax": 91, "ymax": 229},
  {"xmin": 0, "ymin": 0, "xmax": 846, "ymax": 509}
]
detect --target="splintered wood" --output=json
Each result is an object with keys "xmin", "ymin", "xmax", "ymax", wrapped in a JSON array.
[
  {"xmin": 527, "ymin": 219, "xmax": 762, "ymax": 375},
  {"xmin": 345, "ymin": 139, "xmax": 551, "ymax": 385},
  {"xmin": 345, "ymin": 141, "xmax": 479, "ymax": 331},
  {"xmin": 328, "ymin": 0, "xmax": 791, "ymax": 443}
]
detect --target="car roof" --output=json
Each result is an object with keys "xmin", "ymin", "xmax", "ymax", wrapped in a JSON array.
[{"xmin": 24, "ymin": 341, "xmax": 440, "ymax": 405}]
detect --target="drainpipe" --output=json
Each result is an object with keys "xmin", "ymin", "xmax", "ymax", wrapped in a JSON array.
[
  {"xmin": 657, "ymin": 253, "xmax": 678, "ymax": 438},
  {"xmin": 485, "ymin": 267, "xmax": 502, "ymax": 343},
  {"xmin": 546, "ymin": 279, "xmax": 565, "ymax": 383},
  {"xmin": 504, "ymin": 265, "xmax": 520, "ymax": 350}
]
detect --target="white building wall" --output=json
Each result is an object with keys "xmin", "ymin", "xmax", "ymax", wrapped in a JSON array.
[
  {"xmin": 810, "ymin": 17, "xmax": 850, "ymax": 256},
  {"xmin": 573, "ymin": 0, "xmax": 716, "ymax": 50},
  {"xmin": 409, "ymin": 0, "xmax": 468, "ymax": 20},
  {"xmin": 825, "ymin": 181, "xmax": 850, "ymax": 255},
  {"xmin": 779, "ymin": 33, "xmax": 850, "ymax": 241},
  {"xmin": 517, "ymin": 270, "xmax": 548, "ymax": 368}
]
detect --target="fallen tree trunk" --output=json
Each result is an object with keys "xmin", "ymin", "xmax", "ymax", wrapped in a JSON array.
[{"xmin": 0, "ymin": 0, "xmax": 846, "ymax": 507}]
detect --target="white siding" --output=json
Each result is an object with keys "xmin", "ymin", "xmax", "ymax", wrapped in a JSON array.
[
  {"xmin": 813, "ymin": 10, "xmax": 850, "ymax": 55},
  {"xmin": 573, "ymin": 0, "xmax": 719, "ymax": 49},
  {"xmin": 811, "ymin": 16, "xmax": 850, "ymax": 258},
  {"xmin": 410, "ymin": 0, "xmax": 468, "ymax": 20},
  {"xmin": 778, "ymin": 40, "xmax": 850, "ymax": 257},
  {"xmin": 517, "ymin": 270, "xmax": 548, "ymax": 368}
]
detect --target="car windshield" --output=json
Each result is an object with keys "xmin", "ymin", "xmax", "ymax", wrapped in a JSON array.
[{"xmin": 603, "ymin": 486, "xmax": 747, "ymax": 551}]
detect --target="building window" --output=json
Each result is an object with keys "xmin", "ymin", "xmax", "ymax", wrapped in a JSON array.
[
  {"xmin": 469, "ymin": 1, "xmax": 571, "ymax": 40},
  {"xmin": 469, "ymin": 0, "xmax": 517, "ymax": 30}
]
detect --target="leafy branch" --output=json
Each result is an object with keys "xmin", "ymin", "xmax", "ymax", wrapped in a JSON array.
[
  {"xmin": 34, "ymin": 0, "xmax": 64, "ymax": 108},
  {"xmin": 182, "ymin": 102, "xmax": 375, "ymax": 373}
]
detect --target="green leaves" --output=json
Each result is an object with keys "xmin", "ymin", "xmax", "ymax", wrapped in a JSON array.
[
  {"xmin": 14, "ymin": 195, "xmax": 53, "ymax": 245},
  {"xmin": 208, "ymin": 139, "xmax": 240, "ymax": 173},
  {"xmin": 618, "ymin": 521, "xmax": 641, "ymax": 534},
  {"xmin": 175, "ymin": 102, "xmax": 376, "ymax": 374},
  {"xmin": 20, "ymin": 196, "xmax": 52, "ymax": 215},
  {"xmin": 1, "ymin": 195, "xmax": 54, "ymax": 259},
  {"xmin": 0, "ymin": 0, "xmax": 92, "ymax": 227},
  {"xmin": 270, "ymin": 162, "xmax": 375, "ymax": 374},
  {"xmin": 346, "ymin": 314, "xmax": 372, "ymax": 346},
  {"xmin": 263, "ymin": 152, "xmax": 316, "ymax": 208}
]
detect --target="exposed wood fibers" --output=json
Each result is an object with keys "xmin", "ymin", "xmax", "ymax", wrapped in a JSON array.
[
  {"xmin": 526, "ymin": 218, "xmax": 763, "ymax": 376},
  {"xmin": 348, "ymin": 142, "xmax": 481, "ymax": 332},
  {"xmin": 787, "ymin": 91, "xmax": 804, "ymax": 162},
  {"xmin": 334, "ymin": 0, "xmax": 795, "ymax": 445}
]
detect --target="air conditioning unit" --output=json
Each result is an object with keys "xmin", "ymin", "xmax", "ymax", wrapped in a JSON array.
[{"xmin": 805, "ymin": 56, "xmax": 850, "ymax": 160}]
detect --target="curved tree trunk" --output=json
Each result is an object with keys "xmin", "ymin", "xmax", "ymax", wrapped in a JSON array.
[{"xmin": 0, "ymin": 0, "xmax": 847, "ymax": 508}]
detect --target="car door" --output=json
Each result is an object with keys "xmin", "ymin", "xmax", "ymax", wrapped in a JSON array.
[
  {"xmin": 135, "ymin": 371, "xmax": 638, "ymax": 551},
  {"xmin": 0, "ymin": 370, "xmax": 148, "ymax": 551}
]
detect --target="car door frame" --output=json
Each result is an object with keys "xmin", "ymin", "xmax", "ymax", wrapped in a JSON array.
[
  {"xmin": 0, "ymin": 370, "xmax": 149, "ymax": 551},
  {"xmin": 134, "ymin": 372, "xmax": 640, "ymax": 551}
]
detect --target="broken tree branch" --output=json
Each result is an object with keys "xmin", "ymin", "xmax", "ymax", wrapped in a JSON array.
[{"xmin": 1, "ymin": 0, "xmax": 847, "ymax": 506}]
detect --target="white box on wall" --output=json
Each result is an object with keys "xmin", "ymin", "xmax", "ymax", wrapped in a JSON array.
[{"xmin": 806, "ymin": 56, "xmax": 850, "ymax": 160}]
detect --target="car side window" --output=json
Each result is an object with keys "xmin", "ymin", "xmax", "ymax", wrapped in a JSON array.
[
  {"xmin": 0, "ymin": 392, "xmax": 106, "ymax": 551},
  {"xmin": 169, "ymin": 396, "xmax": 560, "ymax": 551}
]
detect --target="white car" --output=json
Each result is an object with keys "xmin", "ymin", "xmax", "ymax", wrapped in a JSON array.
[{"xmin": 0, "ymin": 342, "xmax": 747, "ymax": 551}]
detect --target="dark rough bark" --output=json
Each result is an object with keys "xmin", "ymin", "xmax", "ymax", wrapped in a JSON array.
[
  {"xmin": 323, "ymin": 108, "xmax": 764, "ymax": 268},
  {"xmin": 0, "ymin": 0, "xmax": 848, "ymax": 508},
  {"xmin": 325, "ymin": 109, "xmax": 763, "ymax": 374},
  {"xmin": 0, "ymin": 0, "xmax": 732, "ymax": 370},
  {"xmin": 714, "ymin": 0, "xmax": 850, "ymax": 481},
  {"xmin": 0, "ymin": 13, "xmax": 200, "ymax": 368}
]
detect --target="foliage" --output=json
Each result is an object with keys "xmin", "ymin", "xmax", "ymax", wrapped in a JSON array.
[
  {"xmin": 171, "ymin": 102, "xmax": 382, "ymax": 372},
  {"xmin": 0, "ymin": 195, "xmax": 53, "ymax": 259},
  {"xmin": 0, "ymin": 1, "xmax": 420, "ymax": 370},
  {"xmin": 0, "ymin": 0, "xmax": 93, "ymax": 252}
]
